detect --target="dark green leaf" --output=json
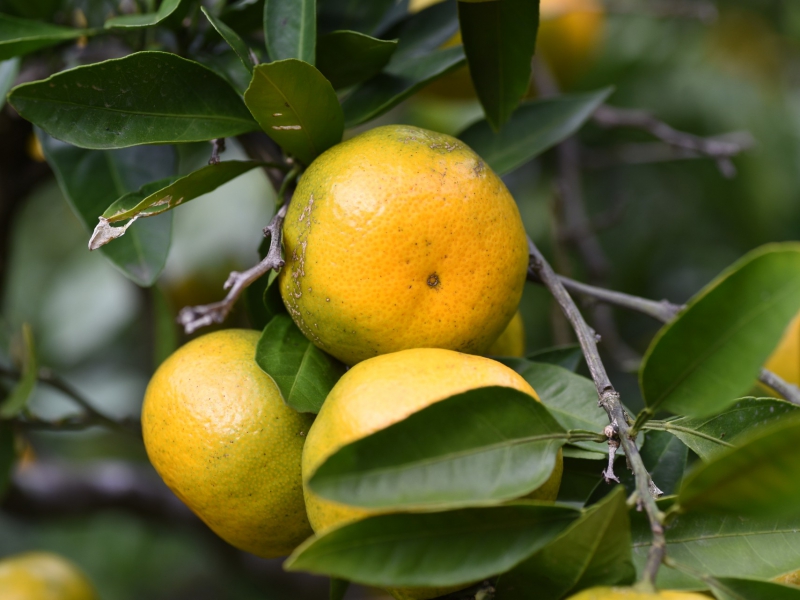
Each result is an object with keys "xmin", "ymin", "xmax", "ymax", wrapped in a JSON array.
[
  {"xmin": 255, "ymin": 314, "xmax": 346, "ymax": 413},
  {"xmin": 329, "ymin": 578, "xmax": 349, "ymax": 600},
  {"xmin": 678, "ymin": 417, "xmax": 800, "ymax": 516},
  {"xmin": 458, "ymin": 0, "xmax": 538, "ymax": 130},
  {"xmin": 308, "ymin": 386, "xmax": 566, "ymax": 510},
  {"xmin": 221, "ymin": 0, "xmax": 265, "ymax": 35},
  {"xmin": 91, "ymin": 161, "xmax": 263, "ymax": 248},
  {"xmin": 641, "ymin": 244, "xmax": 800, "ymax": 417},
  {"xmin": 38, "ymin": 132, "xmax": 174, "ymax": 286},
  {"xmin": 0, "ymin": 57, "xmax": 20, "ymax": 109},
  {"xmin": 262, "ymin": 274, "xmax": 287, "ymax": 322},
  {"xmin": 342, "ymin": 46, "xmax": 465, "ymax": 128},
  {"xmin": 316, "ymin": 31, "xmax": 397, "ymax": 89},
  {"xmin": 105, "ymin": 0, "xmax": 182, "ymax": 29},
  {"xmin": 528, "ymin": 344, "xmax": 584, "ymax": 372},
  {"xmin": 710, "ymin": 577, "xmax": 800, "ymax": 600},
  {"xmin": 244, "ymin": 60, "xmax": 343, "ymax": 165},
  {"xmin": 497, "ymin": 487, "xmax": 635, "ymax": 599},
  {"xmin": 0, "ymin": 13, "xmax": 87, "ymax": 60},
  {"xmin": 0, "ymin": 421, "xmax": 14, "ymax": 498},
  {"xmin": 459, "ymin": 88, "xmax": 612, "ymax": 175},
  {"xmin": 285, "ymin": 503, "xmax": 579, "ymax": 587},
  {"xmin": 0, "ymin": 324, "xmax": 37, "ymax": 418},
  {"xmin": 152, "ymin": 286, "xmax": 178, "ymax": 368},
  {"xmin": 520, "ymin": 362, "xmax": 607, "ymax": 455},
  {"xmin": 10, "ymin": 52, "xmax": 257, "ymax": 149},
  {"xmin": 264, "ymin": 0, "xmax": 316, "ymax": 63},
  {"xmin": 317, "ymin": 0, "xmax": 402, "ymax": 36},
  {"xmin": 654, "ymin": 398, "xmax": 799, "ymax": 461},
  {"xmin": 202, "ymin": 7, "xmax": 254, "ymax": 74},
  {"xmin": 389, "ymin": 0, "xmax": 458, "ymax": 62},
  {"xmin": 556, "ymin": 458, "xmax": 605, "ymax": 507},
  {"xmin": 639, "ymin": 430, "xmax": 687, "ymax": 496},
  {"xmin": 245, "ymin": 246, "xmax": 281, "ymax": 331}
]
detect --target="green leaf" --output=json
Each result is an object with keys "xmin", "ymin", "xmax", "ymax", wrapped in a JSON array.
[
  {"xmin": 38, "ymin": 132, "xmax": 174, "ymax": 286},
  {"xmin": 520, "ymin": 362, "xmax": 607, "ymax": 455},
  {"xmin": 710, "ymin": 577, "xmax": 800, "ymax": 600},
  {"xmin": 10, "ymin": 52, "xmax": 257, "ymax": 149},
  {"xmin": 105, "ymin": 0, "xmax": 182, "ymax": 29},
  {"xmin": 653, "ymin": 398, "xmax": 799, "ymax": 461},
  {"xmin": 316, "ymin": 30, "xmax": 397, "ymax": 89},
  {"xmin": 255, "ymin": 314, "xmax": 346, "ymax": 414},
  {"xmin": 459, "ymin": 88, "xmax": 612, "ymax": 175},
  {"xmin": 90, "ymin": 161, "xmax": 263, "ymax": 248},
  {"xmin": 458, "ymin": 0, "xmax": 538, "ymax": 130},
  {"xmin": 0, "ymin": 421, "xmax": 14, "ymax": 498},
  {"xmin": 264, "ymin": 0, "xmax": 316, "ymax": 63},
  {"xmin": 201, "ymin": 7, "xmax": 254, "ymax": 74},
  {"xmin": 285, "ymin": 503, "xmax": 579, "ymax": 587},
  {"xmin": 342, "ymin": 46, "xmax": 465, "ymax": 128},
  {"xmin": 0, "ymin": 324, "xmax": 37, "ymax": 418},
  {"xmin": 308, "ymin": 386, "xmax": 566, "ymax": 510},
  {"xmin": 317, "ymin": 0, "xmax": 402, "ymax": 36},
  {"xmin": 329, "ymin": 578, "xmax": 349, "ymax": 600},
  {"xmin": 152, "ymin": 286, "xmax": 178, "ymax": 368},
  {"xmin": 496, "ymin": 487, "xmax": 635, "ymax": 599},
  {"xmin": 0, "ymin": 57, "xmax": 20, "ymax": 109},
  {"xmin": 678, "ymin": 417, "xmax": 800, "ymax": 517},
  {"xmin": 640, "ymin": 243, "xmax": 800, "ymax": 417},
  {"xmin": 637, "ymin": 430, "xmax": 687, "ymax": 497},
  {"xmin": 528, "ymin": 344, "xmax": 584, "ymax": 372},
  {"xmin": 244, "ymin": 60, "xmax": 343, "ymax": 165},
  {"xmin": 0, "ymin": 13, "xmax": 87, "ymax": 60}
]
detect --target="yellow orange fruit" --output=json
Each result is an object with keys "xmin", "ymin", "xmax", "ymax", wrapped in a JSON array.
[
  {"xmin": 565, "ymin": 587, "xmax": 711, "ymax": 600},
  {"xmin": 302, "ymin": 348, "xmax": 563, "ymax": 600},
  {"xmin": 0, "ymin": 552, "xmax": 97, "ymax": 600},
  {"xmin": 486, "ymin": 310, "xmax": 526, "ymax": 357},
  {"xmin": 765, "ymin": 311, "xmax": 800, "ymax": 386},
  {"xmin": 280, "ymin": 125, "xmax": 528, "ymax": 366},
  {"xmin": 142, "ymin": 329, "xmax": 314, "ymax": 558}
]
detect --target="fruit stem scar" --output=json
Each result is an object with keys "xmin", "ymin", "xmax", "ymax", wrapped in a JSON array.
[{"xmin": 426, "ymin": 273, "xmax": 440, "ymax": 289}]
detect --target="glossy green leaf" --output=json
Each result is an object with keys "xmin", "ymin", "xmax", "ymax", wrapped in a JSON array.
[
  {"xmin": 0, "ymin": 421, "xmax": 14, "ymax": 498},
  {"xmin": 285, "ymin": 503, "xmax": 579, "ymax": 587},
  {"xmin": 0, "ymin": 13, "xmax": 87, "ymax": 60},
  {"xmin": 10, "ymin": 52, "xmax": 257, "ymax": 149},
  {"xmin": 341, "ymin": 0, "xmax": 463, "ymax": 127},
  {"xmin": 641, "ymin": 244, "xmax": 800, "ymax": 417},
  {"xmin": 0, "ymin": 324, "xmax": 37, "ymax": 418},
  {"xmin": 653, "ymin": 398, "xmax": 799, "ymax": 461},
  {"xmin": 633, "ymin": 509, "xmax": 800, "ymax": 590},
  {"xmin": 255, "ymin": 314, "xmax": 346, "ymax": 413},
  {"xmin": 528, "ymin": 344, "xmax": 584, "ymax": 372},
  {"xmin": 520, "ymin": 362, "xmax": 607, "ymax": 455},
  {"xmin": 678, "ymin": 417, "xmax": 800, "ymax": 516},
  {"xmin": 458, "ymin": 0, "xmax": 538, "ymax": 129},
  {"xmin": 244, "ymin": 60, "xmax": 343, "ymax": 165},
  {"xmin": 710, "ymin": 577, "xmax": 800, "ymax": 600},
  {"xmin": 329, "ymin": 578, "xmax": 348, "ymax": 600},
  {"xmin": 497, "ymin": 487, "xmax": 635, "ymax": 599},
  {"xmin": 38, "ymin": 132, "xmax": 174, "ymax": 286},
  {"xmin": 0, "ymin": 57, "xmax": 20, "ymax": 109},
  {"xmin": 264, "ymin": 0, "xmax": 316, "ymax": 63},
  {"xmin": 91, "ymin": 161, "xmax": 263, "ymax": 249},
  {"xmin": 556, "ymin": 458, "xmax": 606, "ymax": 507},
  {"xmin": 202, "ymin": 7, "xmax": 254, "ymax": 74},
  {"xmin": 459, "ymin": 88, "xmax": 612, "ymax": 175},
  {"xmin": 316, "ymin": 30, "xmax": 397, "ymax": 89},
  {"xmin": 308, "ymin": 387, "xmax": 566, "ymax": 510},
  {"xmin": 342, "ymin": 47, "xmax": 465, "ymax": 128},
  {"xmin": 105, "ymin": 0, "xmax": 182, "ymax": 29}
]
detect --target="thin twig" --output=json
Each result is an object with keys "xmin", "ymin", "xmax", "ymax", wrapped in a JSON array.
[
  {"xmin": 758, "ymin": 368, "xmax": 800, "ymax": 407},
  {"xmin": 527, "ymin": 237, "xmax": 666, "ymax": 589},
  {"xmin": 208, "ymin": 138, "xmax": 226, "ymax": 165},
  {"xmin": 177, "ymin": 201, "xmax": 289, "ymax": 334},
  {"xmin": 593, "ymin": 105, "xmax": 755, "ymax": 178}
]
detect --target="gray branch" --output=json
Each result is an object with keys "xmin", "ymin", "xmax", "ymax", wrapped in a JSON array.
[{"xmin": 527, "ymin": 237, "xmax": 666, "ymax": 589}]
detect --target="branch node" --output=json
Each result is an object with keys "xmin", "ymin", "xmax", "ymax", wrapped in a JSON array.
[
  {"xmin": 208, "ymin": 138, "xmax": 226, "ymax": 165},
  {"xmin": 602, "ymin": 422, "xmax": 621, "ymax": 483}
]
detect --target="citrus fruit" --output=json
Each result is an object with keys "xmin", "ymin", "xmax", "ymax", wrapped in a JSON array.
[
  {"xmin": 302, "ymin": 347, "xmax": 563, "ymax": 600},
  {"xmin": 0, "ymin": 552, "xmax": 97, "ymax": 600},
  {"xmin": 765, "ymin": 311, "xmax": 800, "ymax": 385},
  {"xmin": 142, "ymin": 329, "xmax": 314, "ymax": 558},
  {"xmin": 279, "ymin": 125, "xmax": 529, "ymax": 366},
  {"xmin": 486, "ymin": 310, "xmax": 526, "ymax": 357},
  {"xmin": 565, "ymin": 588, "xmax": 711, "ymax": 600}
]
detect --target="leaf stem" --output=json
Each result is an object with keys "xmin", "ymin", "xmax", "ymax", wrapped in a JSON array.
[{"xmin": 643, "ymin": 421, "xmax": 735, "ymax": 449}]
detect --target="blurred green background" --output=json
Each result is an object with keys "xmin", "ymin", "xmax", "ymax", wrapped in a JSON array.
[{"xmin": 1, "ymin": 0, "xmax": 799, "ymax": 598}]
